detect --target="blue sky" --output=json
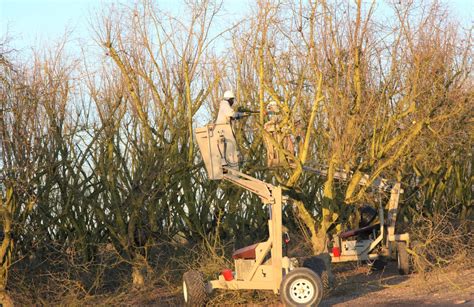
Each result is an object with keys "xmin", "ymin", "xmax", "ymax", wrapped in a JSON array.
[
  {"xmin": 1, "ymin": 0, "xmax": 472, "ymax": 55},
  {"xmin": 0, "ymin": 0, "xmax": 252, "ymax": 54}
]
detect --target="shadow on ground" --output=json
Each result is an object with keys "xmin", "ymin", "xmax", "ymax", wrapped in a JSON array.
[{"xmin": 321, "ymin": 261, "xmax": 409, "ymax": 306}]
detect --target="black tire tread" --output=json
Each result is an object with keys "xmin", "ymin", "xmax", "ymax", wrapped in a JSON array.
[
  {"xmin": 183, "ymin": 270, "xmax": 208, "ymax": 306},
  {"xmin": 302, "ymin": 256, "xmax": 332, "ymax": 289},
  {"xmin": 397, "ymin": 241, "xmax": 410, "ymax": 275}
]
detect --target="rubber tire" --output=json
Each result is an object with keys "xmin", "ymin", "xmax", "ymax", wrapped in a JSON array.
[
  {"xmin": 183, "ymin": 270, "xmax": 209, "ymax": 306},
  {"xmin": 302, "ymin": 256, "xmax": 332, "ymax": 289},
  {"xmin": 397, "ymin": 241, "xmax": 410, "ymax": 275},
  {"xmin": 280, "ymin": 267, "xmax": 323, "ymax": 307}
]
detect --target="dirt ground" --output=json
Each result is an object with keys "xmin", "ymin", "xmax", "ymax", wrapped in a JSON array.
[
  {"xmin": 321, "ymin": 262, "xmax": 474, "ymax": 307},
  {"xmin": 12, "ymin": 261, "xmax": 472, "ymax": 306},
  {"xmin": 111, "ymin": 261, "xmax": 474, "ymax": 306}
]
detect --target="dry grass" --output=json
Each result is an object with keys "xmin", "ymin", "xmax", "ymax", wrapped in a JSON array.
[{"xmin": 407, "ymin": 205, "xmax": 473, "ymax": 273}]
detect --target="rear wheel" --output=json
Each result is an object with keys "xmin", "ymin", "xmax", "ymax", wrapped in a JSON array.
[
  {"xmin": 280, "ymin": 267, "xmax": 323, "ymax": 306},
  {"xmin": 183, "ymin": 270, "xmax": 209, "ymax": 306},
  {"xmin": 302, "ymin": 256, "xmax": 332, "ymax": 289},
  {"xmin": 397, "ymin": 241, "xmax": 410, "ymax": 275}
]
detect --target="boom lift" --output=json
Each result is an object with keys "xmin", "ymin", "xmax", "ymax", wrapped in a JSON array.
[
  {"xmin": 264, "ymin": 137, "xmax": 411, "ymax": 274},
  {"xmin": 182, "ymin": 123, "xmax": 324, "ymax": 306}
]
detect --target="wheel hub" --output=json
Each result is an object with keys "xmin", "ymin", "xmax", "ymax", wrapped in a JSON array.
[{"xmin": 289, "ymin": 278, "xmax": 315, "ymax": 304}]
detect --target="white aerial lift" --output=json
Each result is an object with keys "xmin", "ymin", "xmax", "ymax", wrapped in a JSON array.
[{"xmin": 182, "ymin": 123, "xmax": 324, "ymax": 306}]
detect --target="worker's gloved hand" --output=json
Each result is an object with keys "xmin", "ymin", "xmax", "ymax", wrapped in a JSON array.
[{"xmin": 232, "ymin": 113, "xmax": 248, "ymax": 120}]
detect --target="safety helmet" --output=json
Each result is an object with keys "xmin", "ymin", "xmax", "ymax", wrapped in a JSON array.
[
  {"xmin": 267, "ymin": 100, "xmax": 280, "ymax": 113},
  {"xmin": 223, "ymin": 90, "xmax": 235, "ymax": 100}
]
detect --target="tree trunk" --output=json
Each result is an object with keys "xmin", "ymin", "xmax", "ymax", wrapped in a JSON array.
[
  {"xmin": 0, "ymin": 290, "xmax": 14, "ymax": 307},
  {"xmin": 0, "ymin": 188, "xmax": 13, "ymax": 293},
  {"xmin": 131, "ymin": 254, "xmax": 148, "ymax": 287},
  {"xmin": 0, "ymin": 230, "xmax": 12, "ymax": 292},
  {"xmin": 132, "ymin": 264, "xmax": 146, "ymax": 287},
  {"xmin": 311, "ymin": 208, "xmax": 339, "ymax": 255}
]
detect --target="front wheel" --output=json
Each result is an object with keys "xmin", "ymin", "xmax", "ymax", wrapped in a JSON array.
[
  {"xmin": 183, "ymin": 270, "xmax": 209, "ymax": 306},
  {"xmin": 280, "ymin": 267, "xmax": 323, "ymax": 306}
]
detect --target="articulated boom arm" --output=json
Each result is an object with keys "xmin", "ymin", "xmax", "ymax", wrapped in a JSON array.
[
  {"xmin": 195, "ymin": 123, "xmax": 278, "ymax": 205},
  {"xmin": 195, "ymin": 124, "xmax": 287, "ymax": 295},
  {"xmin": 303, "ymin": 165, "xmax": 402, "ymax": 193},
  {"xmin": 223, "ymin": 167, "xmax": 275, "ymax": 204}
]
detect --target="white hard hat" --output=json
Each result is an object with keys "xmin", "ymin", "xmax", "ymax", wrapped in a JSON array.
[
  {"xmin": 268, "ymin": 101, "xmax": 278, "ymax": 107},
  {"xmin": 223, "ymin": 90, "xmax": 235, "ymax": 100},
  {"xmin": 267, "ymin": 100, "xmax": 279, "ymax": 112}
]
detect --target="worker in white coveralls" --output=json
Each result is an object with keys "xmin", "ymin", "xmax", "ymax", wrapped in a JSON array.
[
  {"xmin": 215, "ymin": 90, "xmax": 246, "ymax": 124},
  {"xmin": 263, "ymin": 101, "xmax": 299, "ymax": 166}
]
